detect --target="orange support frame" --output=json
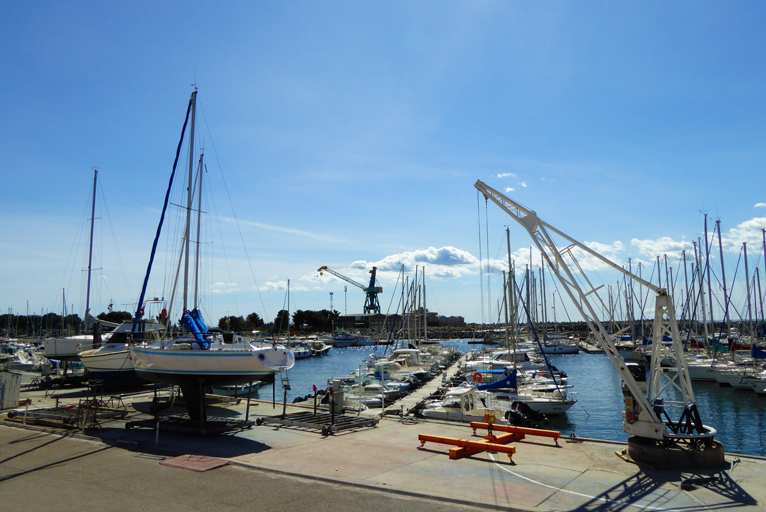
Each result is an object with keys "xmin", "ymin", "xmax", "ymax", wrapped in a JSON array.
[
  {"xmin": 470, "ymin": 422, "xmax": 561, "ymax": 447},
  {"xmin": 417, "ymin": 432, "xmax": 522, "ymax": 462}
]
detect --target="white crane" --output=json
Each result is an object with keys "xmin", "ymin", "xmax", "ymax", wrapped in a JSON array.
[{"xmin": 475, "ymin": 180, "xmax": 721, "ymax": 465}]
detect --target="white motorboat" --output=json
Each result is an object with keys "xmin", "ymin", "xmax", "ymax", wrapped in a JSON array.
[
  {"xmin": 420, "ymin": 386, "xmax": 510, "ymax": 425},
  {"xmin": 309, "ymin": 340, "xmax": 332, "ymax": 356},
  {"xmin": 747, "ymin": 370, "xmax": 766, "ymax": 394},
  {"xmin": 290, "ymin": 343, "xmax": 312, "ymax": 360},
  {"xmin": 489, "ymin": 389, "xmax": 575, "ymax": 416},
  {"xmin": 461, "ymin": 348, "xmax": 543, "ymax": 373},
  {"xmin": 332, "ymin": 331, "xmax": 357, "ymax": 347}
]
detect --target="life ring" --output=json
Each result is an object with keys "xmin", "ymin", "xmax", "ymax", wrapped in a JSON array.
[{"xmin": 473, "ymin": 372, "xmax": 483, "ymax": 383}]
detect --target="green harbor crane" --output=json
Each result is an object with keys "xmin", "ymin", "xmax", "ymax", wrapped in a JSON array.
[{"xmin": 317, "ymin": 266, "xmax": 382, "ymax": 314}]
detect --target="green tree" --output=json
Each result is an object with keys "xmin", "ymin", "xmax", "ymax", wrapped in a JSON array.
[
  {"xmin": 98, "ymin": 311, "xmax": 132, "ymax": 324},
  {"xmin": 273, "ymin": 310, "xmax": 290, "ymax": 334},
  {"xmin": 218, "ymin": 315, "xmax": 246, "ymax": 332},
  {"xmin": 246, "ymin": 312, "xmax": 264, "ymax": 330}
]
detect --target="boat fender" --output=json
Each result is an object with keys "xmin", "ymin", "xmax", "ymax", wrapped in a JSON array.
[{"xmin": 473, "ymin": 372, "xmax": 483, "ymax": 383}]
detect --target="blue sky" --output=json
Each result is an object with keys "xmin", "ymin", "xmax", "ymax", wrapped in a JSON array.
[{"xmin": 2, "ymin": 2, "xmax": 765, "ymax": 328}]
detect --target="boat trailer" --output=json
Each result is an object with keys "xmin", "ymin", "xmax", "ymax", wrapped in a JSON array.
[{"xmin": 258, "ymin": 411, "xmax": 379, "ymax": 436}]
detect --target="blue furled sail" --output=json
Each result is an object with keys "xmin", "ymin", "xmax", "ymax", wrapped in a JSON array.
[
  {"xmin": 752, "ymin": 344, "xmax": 766, "ymax": 360},
  {"xmin": 190, "ymin": 308, "xmax": 209, "ymax": 333},
  {"xmin": 477, "ymin": 370, "xmax": 517, "ymax": 390},
  {"xmin": 132, "ymin": 95, "xmax": 194, "ymax": 334},
  {"xmin": 182, "ymin": 310, "xmax": 210, "ymax": 349}
]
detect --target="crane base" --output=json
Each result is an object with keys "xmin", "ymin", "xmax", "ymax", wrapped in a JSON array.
[{"xmin": 627, "ymin": 436, "xmax": 727, "ymax": 470}]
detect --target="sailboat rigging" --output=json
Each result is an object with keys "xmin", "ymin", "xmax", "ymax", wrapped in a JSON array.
[{"xmin": 128, "ymin": 89, "xmax": 294, "ymax": 420}]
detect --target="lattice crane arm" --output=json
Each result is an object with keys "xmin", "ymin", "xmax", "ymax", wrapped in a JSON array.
[
  {"xmin": 317, "ymin": 266, "xmax": 366, "ymax": 290},
  {"xmin": 474, "ymin": 180, "xmax": 659, "ymax": 293}
]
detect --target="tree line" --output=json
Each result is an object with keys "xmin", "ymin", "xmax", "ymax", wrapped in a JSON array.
[
  {"xmin": 2, "ymin": 308, "xmax": 341, "ymax": 337},
  {"xmin": 218, "ymin": 309, "xmax": 340, "ymax": 334}
]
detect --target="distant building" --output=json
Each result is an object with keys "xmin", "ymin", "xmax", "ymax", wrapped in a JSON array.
[
  {"xmin": 438, "ymin": 315, "xmax": 465, "ymax": 327},
  {"xmin": 338, "ymin": 311, "xmax": 443, "ymax": 331},
  {"xmin": 338, "ymin": 313, "xmax": 402, "ymax": 331}
]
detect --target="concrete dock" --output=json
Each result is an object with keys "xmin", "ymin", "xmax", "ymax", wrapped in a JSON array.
[{"xmin": 2, "ymin": 383, "xmax": 765, "ymax": 512}]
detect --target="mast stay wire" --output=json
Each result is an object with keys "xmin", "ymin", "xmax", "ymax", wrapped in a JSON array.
[{"xmin": 97, "ymin": 176, "xmax": 134, "ymax": 310}]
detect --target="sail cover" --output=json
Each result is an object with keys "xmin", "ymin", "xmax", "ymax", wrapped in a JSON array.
[{"xmin": 477, "ymin": 369, "xmax": 517, "ymax": 390}]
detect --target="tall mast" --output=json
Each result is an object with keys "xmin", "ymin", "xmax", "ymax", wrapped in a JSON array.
[
  {"xmin": 183, "ymin": 89, "xmax": 197, "ymax": 313},
  {"xmin": 704, "ymin": 214, "xmax": 715, "ymax": 337},
  {"xmin": 193, "ymin": 153, "xmax": 204, "ymax": 309},
  {"xmin": 506, "ymin": 228, "xmax": 515, "ymax": 341},
  {"xmin": 694, "ymin": 240, "xmax": 710, "ymax": 345},
  {"xmin": 422, "ymin": 267, "xmax": 427, "ymax": 343},
  {"xmin": 715, "ymin": 220, "xmax": 730, "ymax": 332},
  {"xmin": 744, "ymin": 242, "xmax": 753, "ymax": 340},
  {"xmin": 681, "ymin": 249, "xmax": 692, "ymax": 331},
  {"xmin": 756, "ymin": 267, "xmax": 764, "ymax": 332},
  {"xmin": 84, "ymin": 168, "xmax": 97, "ymax": 331}
]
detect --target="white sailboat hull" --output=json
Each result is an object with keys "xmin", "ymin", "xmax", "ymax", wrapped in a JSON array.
[
  {"xmin": 79, "ymin": 344, "xmax": 139, "ymax": 384},
  {"xmin": 130, "ymin": 344, "xmax": 295, "ymax": 387}
]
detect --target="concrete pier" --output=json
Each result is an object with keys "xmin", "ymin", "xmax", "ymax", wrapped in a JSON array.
[{"xmin": 2, "ymin": 383, "xmax": 765, "ymax": 511}]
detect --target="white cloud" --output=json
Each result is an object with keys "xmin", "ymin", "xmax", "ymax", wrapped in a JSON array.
[
  {"xmin": 496, "ymin": 172, "xmax": 517, "ymax": 179},
  {"xmin": 260, "ymin": 280, "xmax": 308, "ymax": 292},
  {"xmin": 312, "ymin": 247, "xmax": 482, "ymax": 287},
  {"xmin": 505, "ymin": 187, "xmax": 515, "ymax": 193},
  {"xmin": 211, "ymin": 282, "xmax": 238, "ymax": 294},
  {"xmin": 725, "ymin": 216, "xmax": 766, "ymax": 246},
  {"xmin": 630, "ymin": 237, "xmax": 693, "ymax": 262},
  {"xmin": 224, "ymin": 217, "xmax": 353, "ymax": 244},
  {"xmin": 755, "ymin": 203, "xmax": 766, "ymax": 208}
]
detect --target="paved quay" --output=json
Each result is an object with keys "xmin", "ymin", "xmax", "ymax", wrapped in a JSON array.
[{"xmin": 2, "ymin": 384, "xmax": 766, "ymax": 512}]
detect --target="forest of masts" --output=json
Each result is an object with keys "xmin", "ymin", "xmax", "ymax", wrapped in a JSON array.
[{"xmin": 484, "ymin": 221, "xmax": 766, "ymax": 343}]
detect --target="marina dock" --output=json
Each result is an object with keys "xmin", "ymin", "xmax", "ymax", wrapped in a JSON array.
[
  {"xmin": 381, "ymin": 354, "xmax": 466, "ymax": 416},
  {"xmin": 3, "ymin": 382, "xmax": 766, "ymax": 511}
]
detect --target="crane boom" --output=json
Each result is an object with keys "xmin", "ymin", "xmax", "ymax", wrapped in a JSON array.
[
  {"xmin": 318, "ymin": 266, "xmax": 383, "ymax": 314},
  {"xmin": 475, "ymin": 179, "xmax": 715, "ymax": 445}
]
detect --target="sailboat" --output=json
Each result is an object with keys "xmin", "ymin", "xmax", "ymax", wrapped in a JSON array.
[
  {"xmin": 128, "ymin": 90, "xmax": 294, "ymax": 419},
  {"xmin": 78, "ymin": 309, "xmax": 165, "ymax": 386}
]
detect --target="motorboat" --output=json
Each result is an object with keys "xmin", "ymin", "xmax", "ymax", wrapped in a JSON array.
[
  {"xmin": 309, "ymin": 340, "xmax": 332, "ymax": 356},
  {"xmin": 332, "ymin": 331, "xmax": 357, "ymax": 348},
  {"xmin": 536, "ymin": 340, "xmax": 579, "ymax": 355},
  {"xmin": 420, "ymin": 386, "xmax": 510, "ymax": 425},
  {"xmin": 290, "ymin": 342, "xmax": 312, "ymax": 360}
]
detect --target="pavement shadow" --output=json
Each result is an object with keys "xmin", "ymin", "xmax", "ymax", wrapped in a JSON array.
[
  {"xmin": 570, "ymin": 464, "xmax": 757, "ymax": 511},
  {"xmin": 91, "ymin": 425, "xmax": 273, "ymax": 458}
]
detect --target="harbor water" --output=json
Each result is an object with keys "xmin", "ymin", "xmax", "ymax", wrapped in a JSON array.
[{"xmin": 258, "ymin": 340, "xmax": 766, "ymax": 458}]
